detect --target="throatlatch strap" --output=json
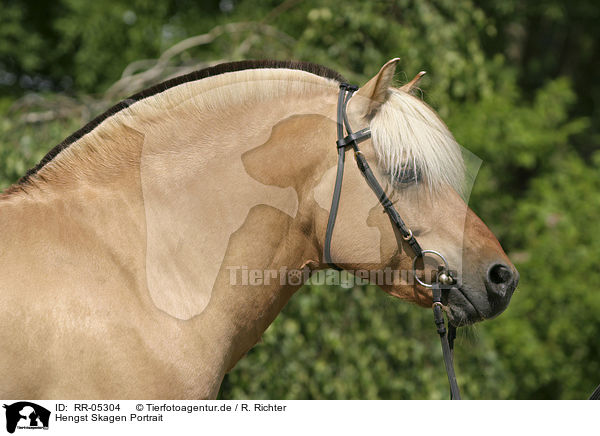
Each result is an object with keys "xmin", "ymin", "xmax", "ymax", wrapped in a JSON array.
[
  {"xmin": 323, "ymin": 84, "xmax": 356, "ymax": 269},
  {"xmin": 323, "ymin": 147, "xmax": 346, "ymax": 270}
]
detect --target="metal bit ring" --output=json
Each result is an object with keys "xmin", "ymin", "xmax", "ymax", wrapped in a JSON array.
[{"xmin": 412, "ymin": 249, "xmax": 450, "ymax": 288}]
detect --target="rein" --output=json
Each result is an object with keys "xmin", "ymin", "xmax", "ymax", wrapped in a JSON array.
[{"xmin": 324, "ymin": 83, "xmax": 462, "ymax": 400}]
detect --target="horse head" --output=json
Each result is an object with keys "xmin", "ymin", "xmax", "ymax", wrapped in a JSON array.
[{"xmin": 314, "ymin": 59, "xmax": 518, "ymax": 326}]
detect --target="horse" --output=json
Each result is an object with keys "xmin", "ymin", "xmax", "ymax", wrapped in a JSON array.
[{"xmin": 0, "ymin": 59, "xmax": 518, "ymax": 399}]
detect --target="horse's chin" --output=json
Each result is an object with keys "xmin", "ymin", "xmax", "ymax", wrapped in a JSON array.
[
  {"xmin": 444, "ymin": 282, "xmax": 514, "ymax": 327},
  {"xmin": 445, "ymin": 303, "xmax": 484, "ymax": 327}
]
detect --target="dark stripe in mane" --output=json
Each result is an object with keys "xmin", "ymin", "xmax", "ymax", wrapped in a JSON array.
[{"xmin": 16, "ymin": 60, "xmax": 346, "ymax": 186}]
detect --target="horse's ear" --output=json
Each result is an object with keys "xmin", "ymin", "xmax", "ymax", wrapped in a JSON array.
[
  {"xmin": 400, "ymin": 71, "xmax": 426, "ymax": 93},
  {"xmin": 353, "ymin": 58, "xmax": 399, "ymax": 118}
]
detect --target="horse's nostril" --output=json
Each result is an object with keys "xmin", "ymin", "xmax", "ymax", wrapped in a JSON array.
[{"xmin": 488, "ymin": 264, "xmax": 513, "ymax": 285}]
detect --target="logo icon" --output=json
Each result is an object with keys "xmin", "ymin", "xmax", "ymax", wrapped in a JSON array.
[{"xmin": 3, "ymin": 402, "xmax": 50, "ymax": 434}]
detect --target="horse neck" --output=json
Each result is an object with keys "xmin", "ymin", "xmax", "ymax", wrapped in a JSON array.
[{"xmin": 7, "ymin": 78, "xmax": 340, "ymax": 376}]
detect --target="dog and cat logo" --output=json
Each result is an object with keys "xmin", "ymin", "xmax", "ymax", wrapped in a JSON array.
[{"xmin": 2, "ymin": 402, "xmax": 50, "ymax": 433}]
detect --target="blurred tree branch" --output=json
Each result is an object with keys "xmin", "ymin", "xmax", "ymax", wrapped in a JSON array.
[
  {"xmin": 12, "ymin": 21, "xmax": 296, "ymax": 126},
  {"xmin": 107, "ymin": 21, "xmax": 295, "ymax": 99}
]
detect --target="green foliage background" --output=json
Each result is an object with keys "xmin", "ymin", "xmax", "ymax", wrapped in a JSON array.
[{"xmin": 1, "ymin": 0, "xmax": 598, "ymax": 399}]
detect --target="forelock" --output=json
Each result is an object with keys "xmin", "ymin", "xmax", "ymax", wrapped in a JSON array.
[{"xmin": 369, "ymin": 89, "xmax": 465, "ymax": 195}]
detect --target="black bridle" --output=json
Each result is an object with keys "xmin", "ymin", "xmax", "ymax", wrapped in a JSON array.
[{"xmin": 324, "ymin": 83, "xmax": 461, "ymax": 400}]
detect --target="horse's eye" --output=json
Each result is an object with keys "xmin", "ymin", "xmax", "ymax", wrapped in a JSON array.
[{"xmin": 393, "ymin": 167, "xmax": 420, "ymax": 186}]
